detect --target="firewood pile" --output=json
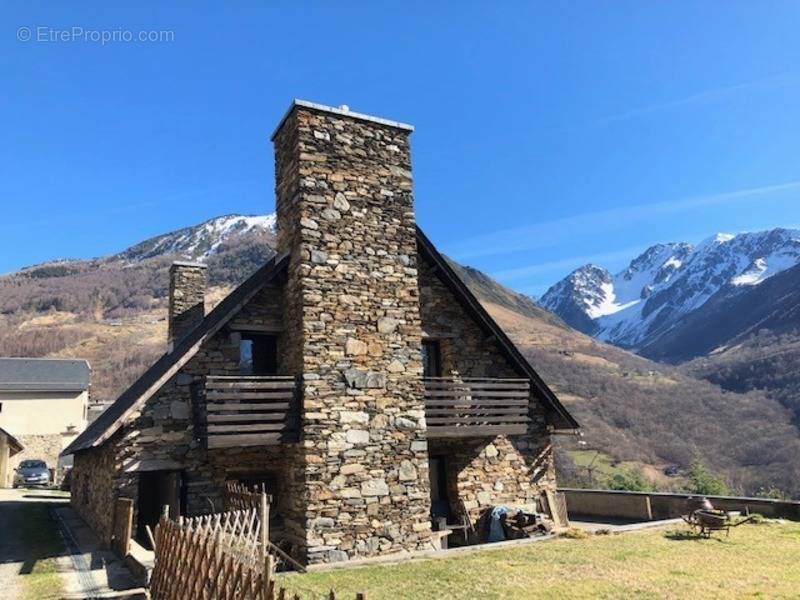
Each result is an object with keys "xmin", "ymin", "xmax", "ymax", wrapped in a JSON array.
[{"xmin": 500, "ymin": 510, "xmax": 553, "ymax": 540}]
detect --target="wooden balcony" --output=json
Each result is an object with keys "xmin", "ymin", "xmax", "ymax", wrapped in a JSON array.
[
  {"xmin": 424, "ymin": 377, "xmax": 531, "ymax": 438},
  {"xmin": 196, "ymin": 376, "xmax": 299, "ymax": 449}
]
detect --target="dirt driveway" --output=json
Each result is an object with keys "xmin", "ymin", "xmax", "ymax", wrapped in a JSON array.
[
  {"xmin": 0, "ymin": 487, "xmax": 146, "ymax": 599},
  {"xmin": 0, "ymin": 487, "xmax": 69, "ymax": 599}
]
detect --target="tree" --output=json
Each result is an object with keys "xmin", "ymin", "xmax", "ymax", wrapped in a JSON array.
[{"xmin": 686, "ymin": 454, "xmax": 730, "ymax": 496}]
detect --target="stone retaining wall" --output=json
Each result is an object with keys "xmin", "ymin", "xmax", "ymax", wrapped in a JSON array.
[{"xmin": 561, "ymin": 488, "xmax": 800, "ymax": 521}]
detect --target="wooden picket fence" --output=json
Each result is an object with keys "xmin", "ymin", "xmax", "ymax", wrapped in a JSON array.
[
  {"xmin": 225, "ymin": 480, "xmax": 265, "ymax": 512},
  {"xmin": 149, "ymin": 488, "xmax": 364, "ymax": 600},
  {"xmin": 150, "ymin": 507, "xmax": 271, "ymax": 599}
]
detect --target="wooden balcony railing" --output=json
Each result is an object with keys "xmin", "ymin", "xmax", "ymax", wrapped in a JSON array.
[
  {"xmin": 197, "ymin": 376, "xmax": 299, "ymax": 449},
  {"xmin": 424, "ymin": 377, "xmax": 531, "ymax": 438}
]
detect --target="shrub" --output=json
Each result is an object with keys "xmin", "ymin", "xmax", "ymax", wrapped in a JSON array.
[
  {"xmin": 606, "ymin": 471, "xmax": 655, "ymax": 492},
  {"xmin": 685, "ymin": 454, "xmax": 730, "ymax": 496}
]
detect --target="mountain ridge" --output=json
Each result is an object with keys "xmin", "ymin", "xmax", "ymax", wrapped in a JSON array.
[{"xmin": 540, "ymin": 227, "xmax": 800, "ymax": 361}]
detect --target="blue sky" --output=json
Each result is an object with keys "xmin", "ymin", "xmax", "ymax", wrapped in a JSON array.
[{"xmin": 2, "ymin": 2, "xmax": 799, "ymax": 295}]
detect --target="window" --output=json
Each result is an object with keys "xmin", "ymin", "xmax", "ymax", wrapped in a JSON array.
[
  {"xmin": 19, "ymin": 460, "xmax": 47, "ymax": 469},
  {"xmin": 239, "ymin": 334, "xmax": 278, "ymax": 376},
  {"xmin": 421, "ymin": 340, "xmax": 441, "ymax": 378}
]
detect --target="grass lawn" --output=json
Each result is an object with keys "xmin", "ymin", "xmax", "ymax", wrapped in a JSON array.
[
  {"xmin": 276, "ymin": 521, "xmax": 800, "ymax": 599},
  {"xmin": 569, "ymin": 450, "xmax": 631, "ymax": 479},
  {"xmin": 9, "ymin": 501, "xmax": 66, "ymax": 600}
]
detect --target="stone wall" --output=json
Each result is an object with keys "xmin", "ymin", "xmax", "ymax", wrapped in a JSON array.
[
  {"xmin": 69, "ymin": 102, "xmax": 560, "ymax": 563},
  {"xmin": 72, "ymin": 436, "xmax": 121, "ymax": 544},
  {"xmin": 419, "ymin": 254, "xmax": 556, "ymax": 524},
  {"xmin": 428, "ymin": 436, "xmax": 555, "ymax": 525},
  {"xmin": 419, "ymin": 257, "xmax": 520, "ymax": 378},
  {"xmin": 273, "ymin": 104, "xmax": 432, "ymax": 563},
  {"xmin": 13, "ymin": 433, "xmax": 64, "ymax": 475},
  {"xmin": 71, "ymin": 278, "xmax": 308, "ymax": 549}
]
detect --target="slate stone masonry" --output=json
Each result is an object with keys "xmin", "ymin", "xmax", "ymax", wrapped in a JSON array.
[
  {"xmin": 273, "ymin": 103, "xmax": 433, "ymax": 563},
  {"xmin": 68, "ymin": 101, "xmax": 562, "ymax": 565},
  {"xmin": 168, "ymin": 262, "xmax": 207, "ymax": 347}
]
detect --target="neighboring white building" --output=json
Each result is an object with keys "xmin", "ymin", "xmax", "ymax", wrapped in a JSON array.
[
  {"xmin": 0, "ymin": 426, "xmax": 24, "ymax": 488},
  {"xmin": 0, "ymin": 358, "xmax": 90, "ymax": 481}
]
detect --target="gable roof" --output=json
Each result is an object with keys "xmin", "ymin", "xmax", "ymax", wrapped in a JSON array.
[
  {"xmin": 64, "ymin": 228, "xmax": 578, "ymax": 456},
  {"xmin": 415, "ymin": 227, "xmax": 578, "ymax": 430},
  {"xmin": 0, "ymin": 358, "xmax": 90, "ymax": 393},
  {"xmin": 62, "ymin": 253, "xmax": 289, "ymax": 455},
  {"xmin": 0, "ymin": 426, "xmax": 24, "ymax": 455}
]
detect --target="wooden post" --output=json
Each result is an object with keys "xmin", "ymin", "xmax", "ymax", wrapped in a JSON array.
[
  {"xmin": 261, "ymin": 488, "xmax": 272, "ymax": 600},
  {"xmin": 145, "ymin": 524, "xmax": 157, "ymax": 551},
  {"xmin": 260, "ymin": 487, "xmax": 270, "ymax": 556},
  {"xmin": 112, "ymin": 498, "xmax": 134, "ymax": 557}
]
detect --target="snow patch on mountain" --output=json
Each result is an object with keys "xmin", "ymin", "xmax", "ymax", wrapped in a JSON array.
[
  {"xmin": 731, "ymin": 251, "xmax": 799, "ymax": 287},
  {"xmin": 540, "ymin": 228, "xmax": 800, "ymax": 349},
  {"xmin": 117, "ymin": 214, "xmax": 277, "ymax": 262}
]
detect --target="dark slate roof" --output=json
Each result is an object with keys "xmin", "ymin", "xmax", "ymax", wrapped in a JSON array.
[
  {"xmin": 0, "ymin": 358, "xmax": 90, "ymax": 392},
  {"xmin": 0, "ymin": 426, "xmax": 24, "ymax": 454},
  {"xmin": 63, "ymin": 228, "xmax": 578, "ymax": 456},
  {"xmin": 62, "ymin": 253, "xmax": 289, "ymax": 455}
]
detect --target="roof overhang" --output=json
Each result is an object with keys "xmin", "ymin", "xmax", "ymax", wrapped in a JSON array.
[{"xmin": 0, "ymin": 427, "xmax": 24, "ymax": 455}]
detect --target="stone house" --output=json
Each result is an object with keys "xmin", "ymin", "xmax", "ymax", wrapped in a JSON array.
[
  {"xmin": 0, "ymin": 357, "xmax": 90, "ymax": 481},
  {"xmin": 63, "ymin": 100, "xmax": 578, "ymax": 565}
]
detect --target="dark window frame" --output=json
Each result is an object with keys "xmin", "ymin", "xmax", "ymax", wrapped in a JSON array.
[
  {"xmin": 421, "ymin": 339, "xmax": 442, "ymax": 378},
  {"xmin": 238, "ymin": 333, "xmax": 279, "ymax": 376}
]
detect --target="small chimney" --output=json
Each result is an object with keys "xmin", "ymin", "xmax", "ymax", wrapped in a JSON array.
[{"xmin": 168, "ymin": 261, "xmax": 207, "ymax": 348}]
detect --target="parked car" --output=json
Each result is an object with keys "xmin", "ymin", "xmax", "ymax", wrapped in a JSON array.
[{"xmin": 13, "ymin": 459, "xmax": 50, "ymax": 488}]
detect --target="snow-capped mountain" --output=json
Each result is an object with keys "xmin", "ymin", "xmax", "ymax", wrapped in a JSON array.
[
  {"xmin": 117, "ymin": 214, "xmax": 277, "ymax": 262},
  {"xmin": 540, "ymin": 228, "xmax": 800, "ymax": 356},
  {"xmin": 536, "ymin": 265, "xmax": 613, "ymax": 334}
]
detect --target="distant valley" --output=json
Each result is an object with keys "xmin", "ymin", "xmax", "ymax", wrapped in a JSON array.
[{"xmin": 540, "ymin": 226, "xmax": 800, "ymax": 451}]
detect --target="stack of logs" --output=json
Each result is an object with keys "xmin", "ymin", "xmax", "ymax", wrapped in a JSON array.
[{"xmin": 500, "ymin": 510, "xmax": 553, "ymax": 540}]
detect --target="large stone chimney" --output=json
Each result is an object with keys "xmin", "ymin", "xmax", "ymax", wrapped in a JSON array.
[
  {"xmin": 272, "ymin": 101, "xmax": 432, "ymax": 562},
  {"xmin": 167, "ymin": 261, "xmax": 207, "ymax": 348}
]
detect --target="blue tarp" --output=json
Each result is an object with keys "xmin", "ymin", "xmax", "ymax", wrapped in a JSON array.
[{"xmin": 488, "ymin": 505, "xmax": 510, "ymax": 542}]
